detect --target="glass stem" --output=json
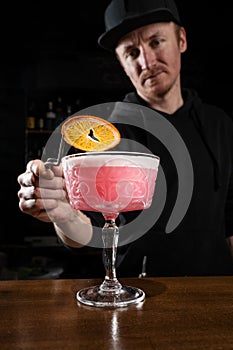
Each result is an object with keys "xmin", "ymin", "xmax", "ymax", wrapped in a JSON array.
[{"xmin": 100, "ymin": 219, "xmax": 122, "ymax": 294}]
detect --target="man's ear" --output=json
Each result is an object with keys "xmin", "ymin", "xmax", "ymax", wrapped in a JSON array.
[{"xmin": 179, "ymin": 27, "xmax": 187, "ymax": 53}]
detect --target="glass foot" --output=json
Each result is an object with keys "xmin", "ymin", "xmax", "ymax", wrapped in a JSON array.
[{"xmin": 76, "ymin": 285, "xmax": 145, "ymax": 307}]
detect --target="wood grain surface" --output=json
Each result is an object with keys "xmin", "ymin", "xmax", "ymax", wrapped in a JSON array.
[{"xmin": 0, "ymin": 276, "xmax": 232, "ymax": 349}]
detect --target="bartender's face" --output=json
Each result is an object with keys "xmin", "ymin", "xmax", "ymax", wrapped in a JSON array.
[{"xmin": 115, "ymin": 22, "xmax": 187, "ymax": 102}]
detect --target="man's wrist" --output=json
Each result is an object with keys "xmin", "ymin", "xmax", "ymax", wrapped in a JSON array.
[{"xmin": 53, "ymin": 210, "xmax": 93, "ymax": 248}]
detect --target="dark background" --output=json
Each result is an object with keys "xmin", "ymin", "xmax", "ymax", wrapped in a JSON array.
[{"xmin": 0, "ymin": 1, "xmax": 232, "ymax": 278}]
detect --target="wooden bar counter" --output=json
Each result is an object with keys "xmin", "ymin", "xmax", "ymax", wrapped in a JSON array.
[{"xmin": 0, "ymin": 276, "xmax": 232, "ymax": 349}]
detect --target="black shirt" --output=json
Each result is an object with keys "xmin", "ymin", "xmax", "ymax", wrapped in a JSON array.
[{"xmin": 83, "ymin": 88, "xmax": 233, "ymax": 276}]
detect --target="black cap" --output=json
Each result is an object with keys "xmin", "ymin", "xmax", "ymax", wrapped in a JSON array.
[{"xmin": 98, "ymin": 0, "xmax": 182, "ymax": 51}]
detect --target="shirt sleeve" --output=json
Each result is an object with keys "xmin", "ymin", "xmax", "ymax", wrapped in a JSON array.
[{"xmin": 225, "ymin": 167, "xmax": 233, "ymax": 238}]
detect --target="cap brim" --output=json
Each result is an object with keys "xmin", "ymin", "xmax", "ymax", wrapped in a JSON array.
[{"xmin": 98, "ymin": 9, "xmax": 182, "ymax": 51}]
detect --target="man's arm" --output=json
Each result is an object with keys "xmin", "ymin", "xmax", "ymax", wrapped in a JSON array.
[
  {"xmin": 54, "ymin": 210, "xmax": 93, "ymax": 248},
  {"xmin": 227, "ymin": 236, "xmax": 233, "ymax": 259}
]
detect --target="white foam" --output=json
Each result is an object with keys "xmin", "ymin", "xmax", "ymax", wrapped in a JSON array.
[{"xmin": 62, "ymin": 151, "xmax": 160, "ymax": 170}]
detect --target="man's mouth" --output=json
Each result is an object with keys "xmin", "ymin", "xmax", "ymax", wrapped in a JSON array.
[{"xmin": 142, "ymin": 70, "xmax": 163, "ymax": 85}]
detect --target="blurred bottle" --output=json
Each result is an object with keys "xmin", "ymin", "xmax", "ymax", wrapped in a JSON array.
[
  {"xmin": 66, "ymin": 105, "xmax": 72, "ymax": 117},
  {"xmin": 55, "ymin": 96, "xmax": 65, "ymax": 127},
  {"xmin": 26, "ymin": 100, "xmax": 36, "ymax": 130},
  {"xmin": 45, "ymin": 101, "xmax": 56, "ymax": 130},
  {"xmin": 36, "ymin": 115, "xmax": 44, "ymax": 131},
  {"xmin": 75, "ymin": 97, "xmax": 82, "ymax": 112}
]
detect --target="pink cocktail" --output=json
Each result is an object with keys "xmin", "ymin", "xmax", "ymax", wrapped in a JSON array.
[
  {"xmin": 62, "ymin": 151, "xmax": 159, "ymax": 307},
  {"xmin": 63, "ymin": 156, "xmax": 158, "ymax": 217}
]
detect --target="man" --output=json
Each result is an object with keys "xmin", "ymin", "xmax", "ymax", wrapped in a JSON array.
[{"xmin": 17, "ymin": 0, "xmax": 233, "ymax": 276}]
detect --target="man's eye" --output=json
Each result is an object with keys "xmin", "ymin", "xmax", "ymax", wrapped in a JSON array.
[
  {"xmin": 151, "ymin": 39, "xmax": 161, "ymax": 48},
  {"xmin": 128, "ymin": 49, "xmax": 139, "ymax": 59}
]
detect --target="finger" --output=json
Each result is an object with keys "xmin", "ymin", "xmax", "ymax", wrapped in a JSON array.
[
  {"xmin": 39, "ymin": 188, "xmax": 67, "ymax": 200},
  {"xmin": 18, "ymin": 199, "xmax": 51, "ymax": 222},
  {"xmin": 18, "ymin": 179, "xmax": 66, "ymax": 201},
  {"xmin": 38, "ymin": 176, "xmax": 64, "ymax": 190},
  {"xmin": 27, "ymin": 160, "xmax": 54, "ymax": 179},
  {"xmin": 18, "ymin": 186, "xmax": 35, "ymax": 200},
  {"xmin": 17, "ymin": 171, "xmax": 34, "ymax": 186},
  {"xmin": 43, "ymin": 202, "xmax": 75, "ymax": 223},
  {"xmin": 51, "ymin": 164, "xmax": 63, "ymax": 177},
  {"xmin": 19, "ymin": 197, "xmax": 59, "ymax": 212},
  {"xmin": 19, "ymin": 198, "xmax": 36, "ymax": 211}
]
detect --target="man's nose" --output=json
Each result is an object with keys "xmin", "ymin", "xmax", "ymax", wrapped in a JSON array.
[{"xmin": 138, "ymin": 48, "xmax": 156, "ymax": 70}]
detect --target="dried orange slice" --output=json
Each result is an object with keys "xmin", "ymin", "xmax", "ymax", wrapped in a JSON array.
[{"xmin": 61, "ymin": 115, "xmax": 121, "ymax": 151}]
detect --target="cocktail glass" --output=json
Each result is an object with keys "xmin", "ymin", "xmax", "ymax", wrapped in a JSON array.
[{"xmin": 61, "ymin": 151, "xmax": 160, "ymax": 307}]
